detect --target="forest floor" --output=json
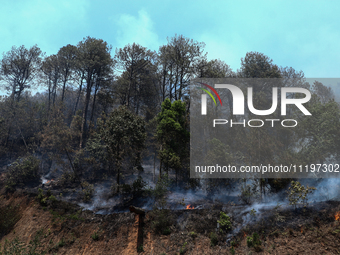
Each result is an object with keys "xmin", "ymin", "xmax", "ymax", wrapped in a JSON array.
[{"xmin": 1, "ymin": 190, "xmax": 340, "ymax": 255}]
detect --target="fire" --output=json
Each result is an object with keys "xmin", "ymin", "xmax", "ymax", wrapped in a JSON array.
[
  {"xmin": 335, "ymin": 211, "xmax": 340, "ymax": 221},
  {"xmin": 44, "ymin": 179, "xmax": 54, "ymax": 184},
  {"xmin": 186, "ymin": 204, "xmax": 194, "ymax": 209},
  {"xmin": 243, "ymin": 232, "xmax": 247, "ymax": 238}
]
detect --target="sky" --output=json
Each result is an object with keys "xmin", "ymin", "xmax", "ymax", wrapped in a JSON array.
[{"xmin": 0, "ymin": 0, "xmax": 340, "ymax": 80}]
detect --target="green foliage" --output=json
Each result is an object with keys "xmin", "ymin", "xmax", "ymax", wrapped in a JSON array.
[
  {"xmin": 189, "ymin": 231, "xmax": 197, "ymax": 238},
  {"xmin": 149, "ymin": 209, "xmax": 173, "ymax": 235},
  {"xmin": 91, "ymin": 232, "xmax": 99, "ymax": 241},
  {"xmin": 37, "ymin": 189, "xmax": 58, "ymax": 207},
  {"xmin": 80, "ymin": 181, "xmax": 94, "ymax": 202},
  {"xmin": 246, "ymin": 236, "xmax": 253, "ymax": 247},
  {"xmin": 179, "ymin": 242, "xmax": 187, "ymax": 254},
  {"xmin": 162, "ymin": 227, "xmax": 171, "ymax": 235},
  {"xmin": 57, "ymin": 238, "xmax": 65, "ymax": 247},
  {"xmin": 239, "ymin": 185, "xmax": 254, "ymax": 205},
  {"xmin": 246, "ymin": 232, "xmax": 262, "ymax": 251},
  {"xmin": 97, "ymin": 106, "xmax": 146, "ymax": 192},
  {"xmin": 287, "ymin": 181, "xmax": 316, "ymax": 209},
  {"xmin": 205, "ymin": 138, "xmax": 233, "ymax": 166},
  {"xmin": 239, "ymin": 51, "xmax": 281, "ymax": 78},
  {"xmin": 296, "ymin": 98, "xmax": 340, "ymax": 164},
  {"xmin": 5, "ymin": 155, "xmax": 40, "ymax": 191},
  {"xmin": 217, "ymin": 211, "xmax": 232, "ymax": 233},
  {"xmin": 1, "ymin": 45, "xmax": 42, "ymax": 102},
  {"xmin": 132, "ymin": 176, "xmax": 147, "ymax": 195},
  {"xmin": 209, "ymin": 232, "xmax": 218, "ymax": 246},
  {"xmin": 120, "ymin": 176, "xmax": 147, "ymax": 197},
  {"xmin": 156, "ymin": 99, "xmax": 189, "ymax": 179},
  {"xmin": 148, "ymin": 175, "xmax": 171, "ymax": 209}
]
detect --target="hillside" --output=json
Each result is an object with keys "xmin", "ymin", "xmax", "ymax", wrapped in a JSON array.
[{"xmin": 1, "ymin": 191, "xmax": 340, "ymax": 255}]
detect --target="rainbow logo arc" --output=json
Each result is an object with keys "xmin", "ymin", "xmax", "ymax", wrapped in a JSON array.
[{"xmin": 197, "ymin": 82, "xmax": 222, "ymax": 106}]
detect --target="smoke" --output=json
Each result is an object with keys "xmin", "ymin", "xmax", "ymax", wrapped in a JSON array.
[
  {"xmin": 304, "ymin": 178, "xmax": 340, "ymax": 202},
  {"xmin": 78, "ymin": 183, "xmax": 118, "ymax": 214}
]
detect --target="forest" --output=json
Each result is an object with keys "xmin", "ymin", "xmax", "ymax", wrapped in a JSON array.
[{"xmin": 0, "ymin": 34, "xmax": 340, "ymax": 254}]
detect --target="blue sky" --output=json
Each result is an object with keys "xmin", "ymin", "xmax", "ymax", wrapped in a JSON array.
[{"xmin": 0, "ymin": 0, "xmax": 340, "ymax": 78}]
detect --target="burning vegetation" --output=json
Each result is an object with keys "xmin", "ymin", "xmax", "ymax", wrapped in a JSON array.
[
  {"xmin": 186, "ymin": 204, "xmax": 194, "ymax": 210},
  {"xmin": 335, "ymin": 211, "xmax": 340, "ymax": 221}
]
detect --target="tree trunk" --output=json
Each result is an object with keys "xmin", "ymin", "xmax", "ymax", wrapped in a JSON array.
[{"xmin": 79, "ymin": 79, "xmax": 92, "ymax": 148}]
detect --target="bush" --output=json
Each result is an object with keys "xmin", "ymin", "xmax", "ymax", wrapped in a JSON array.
[
  {"xmin": 149, "ymin": 209, "xmax": 173, "ymax": 235},
  {"xmin": 132, "ymin": 176, "xmax": 147, "ymax": 195},
  {"xmin": 287, "ymin": 181, "xmax": 316, "ymax": 209},
  {"xmin": 37, "ymin": 189, "xmax": 59, "ymax": 208},
  {"xmin": 162, "ymin": 227, "xmax": 171, "ymax": 235},
  {"xmin": 91, "ymin": 232, "xmax": 99, "ymax": 241},
  {"xmin": 179, "ymin": 242, "xmax": 187, "ymax": 254},
  {"xmin": 148, "ymin": 175, "xmax": 171, "ymax": 209},
  {"xmin": 239, "ymin": 185, "xmax": 253, "ymax": 204},
  {"xmin": 247, "ymin": 232, "xmax": 262, "ymax": 251},
  {"xmin": 209, "ymin": 232, "xmax": 218, "ymax": 246},
  {"xmin": 217, "ymin": 211, "xmax": 232, "ymax": 233},
  {"xmin": 80, "ymin": 181, "xmax": 94, "ymax": 202},
  {"xmin": 189, "ymin": 231, "xmax": 197, "ymax": 238},
  {"xmin": 5, "ymin": 155, "xmax": 40, "ymax": 191},
  {"xmin": 121, "ymin": 183, "xmax": 132, "ymax": 194}
]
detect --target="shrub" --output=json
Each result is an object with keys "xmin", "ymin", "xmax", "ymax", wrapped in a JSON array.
[
  {"xmin": 91, "ymin": 232, "xmax": 99, "ymax": 241},
  {"xmin": 80, "ymin": 181, "xmax": 94, "ymax": 202},
  {"xmin": 121, "ymin": 183, "xmax": 132, "ymax": 194},
  {"xmin": 162, "ymin": 227, "xmax": 171, "ymax": 235},
  {"xmin": 149, "ymin": 209, "xmax": 173, "ymax": 235},
  {"xmin": 132, "ymin": 176, "xmax": 147, "ymax": 195},
  {"xmin": 189, "ymin": 231, "xmax": 197, "ymax": 238},
  {"xmin": 287, "ymin": 181, "xmax": 316, "ymax": 209},
  {"xmin": 209, "ymin": 232, "xmax": 218, "ymax": 246},
  {"xmin": 239, "ymin": 185, "xmax": 253, "ymax": 204},
  {"xmin": 5, "ymin": 155, "xmax": 40, "ymax": 191},
  {"xmin": 247, "ymin": 232, "xmax": 262, "ymax": 251},
  {"xmin": 179, "ymin": 242, "xmax": 187, "ymax": 254},
  {"xmin": 217, "ymin": 211, "xmax": 232, "ymax": 233},
  {"xmin": 148, "ymin": 175, "xmax": 171, "ymax": 209}
]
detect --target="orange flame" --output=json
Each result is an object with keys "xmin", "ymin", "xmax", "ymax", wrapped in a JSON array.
[
  {"xmin": 45, "ymin": 179, "xmax": 54, "ymax": 184},
  {"xmin": 243, "ymin": 232, "xmax": 247, "ymax": 238},
  {"xmin": 301, "ymin": 227, "xmax": 303, "ymax": 233},
  {"xmin": 335, "ymin": 211, "xmax": 340, "ymax": 221},
  {"xmin": 186, "ymin": 204, "xmax": 194, "ymax": 209}
]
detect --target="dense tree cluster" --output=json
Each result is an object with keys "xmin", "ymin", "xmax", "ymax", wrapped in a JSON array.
[{"xmin": 0, "ymin": 34, "xmax": 338, "ymax": 197}]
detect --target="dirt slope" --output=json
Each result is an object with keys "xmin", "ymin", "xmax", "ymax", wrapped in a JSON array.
[{"xmin": 1, "ymin": 193, "xmax": 340, "ymax": 254}]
